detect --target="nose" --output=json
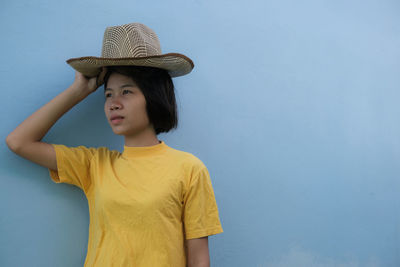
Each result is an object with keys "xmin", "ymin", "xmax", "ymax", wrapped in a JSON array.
[{"xmin": 109, "ymin": 98, "xmax": 122, "ymax": 110}]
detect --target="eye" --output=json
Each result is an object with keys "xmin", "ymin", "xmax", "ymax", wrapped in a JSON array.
[{"xmin": 104, "ymin": 89, "xmax": 131, "ymax": 98}]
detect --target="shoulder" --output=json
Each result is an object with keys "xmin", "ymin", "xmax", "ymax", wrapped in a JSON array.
[
  {"xmin": 165, "ymin": 146, "xmax": 208, "ymax": 174},
  {"xmin": 93, "ymin": 146, "xmax": 122, "ymax": 160}
]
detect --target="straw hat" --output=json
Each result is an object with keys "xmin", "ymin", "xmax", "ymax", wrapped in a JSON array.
[{"xmin": 66, "ymin": 22, "xmax": 194, "ymax": 78}]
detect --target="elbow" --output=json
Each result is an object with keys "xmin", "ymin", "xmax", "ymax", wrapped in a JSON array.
[{"xmin": 5, "ymin": 134, "xmax": 20, "ymax": 152}]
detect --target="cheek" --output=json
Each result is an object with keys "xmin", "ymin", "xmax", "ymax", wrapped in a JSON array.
[
  {"xmin": 132, "ymin": 98, "xmax": 147, "ymax": 114},
  {"xmin": 133, "ymin": 103, "xmax": 150, "ymax": 123}
]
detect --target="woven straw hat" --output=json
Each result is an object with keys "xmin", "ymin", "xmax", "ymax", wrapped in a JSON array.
[{"xmin": 66, "ymin": 23, "xmax": 194, "ymax": 78}]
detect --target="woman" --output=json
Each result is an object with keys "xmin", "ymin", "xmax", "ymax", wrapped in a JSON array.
[{"xmin": 6, "ymin": 23, "xmax": 223, "ymax": 267}]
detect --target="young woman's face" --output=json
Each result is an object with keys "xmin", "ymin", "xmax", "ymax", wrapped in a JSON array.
[{"xmin": 104, "ymin": 72, "xmax": 153, "ymax": 137}]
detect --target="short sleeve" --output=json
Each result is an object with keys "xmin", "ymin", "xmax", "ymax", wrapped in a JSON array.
[
  {"xmin": 48, "ymin": 144, "xmax": 98, "ymax": 192},
  {"xmin": 183, "ymin": 166, "xmax": 223, "ymax": 239}
]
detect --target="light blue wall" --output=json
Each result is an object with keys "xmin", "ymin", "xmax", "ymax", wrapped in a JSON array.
[{"xmin": 1, "ymin": 0, "xmax": 400, "ymax": 266}]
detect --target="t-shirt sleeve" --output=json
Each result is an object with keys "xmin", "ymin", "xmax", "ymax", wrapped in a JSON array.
[
  {"xmin": 48, "ymin": 144, "xmax": 98, "ymax": 193},
  {"xmin": 183, "ymin": 165, "xmax": 224, "ymax": 239}
]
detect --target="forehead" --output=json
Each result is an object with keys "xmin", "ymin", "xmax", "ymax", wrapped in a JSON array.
[
  {"xmin": 104, "ymin": 72, "xmax": 138, "ymax": 91},
  {"xmin": 107, "ymin": 72, "xmax": 136, "ymax": 85}
]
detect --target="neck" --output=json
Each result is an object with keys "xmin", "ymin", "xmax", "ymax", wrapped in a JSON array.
[{"xmin": 124, "ymin": 126, "xmax": 159, "ymax": 147}]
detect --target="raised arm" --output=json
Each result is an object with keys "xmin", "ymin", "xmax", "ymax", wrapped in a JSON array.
[{"xmin": 5, "ymin": 69, "xmax": 107, "ymax": 171}]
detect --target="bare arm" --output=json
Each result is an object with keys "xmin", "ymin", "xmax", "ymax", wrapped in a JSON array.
[
  {"xmin": 186, "ymin": 237, "xmax": 210, "ymax": 267},
  {"xmin": 5, "ymin": 69, "xmax": 107, "ymax": 171}
]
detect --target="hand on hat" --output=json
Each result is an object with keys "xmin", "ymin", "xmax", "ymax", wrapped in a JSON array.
[{"xmin": 72, "ymin": 67, "xmax": 108, "ymax": 94}]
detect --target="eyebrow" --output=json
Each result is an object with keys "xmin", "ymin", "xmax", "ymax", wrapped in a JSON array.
[{"xmin": 104, "ymin": 84, "xmax": 136, "ymax": 92}]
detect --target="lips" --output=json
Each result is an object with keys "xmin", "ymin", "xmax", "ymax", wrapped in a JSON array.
[
  {"xmin": 111, "ymin": 115, "xmax": 124, "ymax": 120},
  {"xmin": 110, "ymin": 115, "xmax": 125, "ymax": 124}
]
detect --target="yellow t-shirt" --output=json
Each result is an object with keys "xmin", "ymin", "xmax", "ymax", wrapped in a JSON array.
[{"xmin": 48, "ymin": 140, "xmax": 223, "ymax": 267}]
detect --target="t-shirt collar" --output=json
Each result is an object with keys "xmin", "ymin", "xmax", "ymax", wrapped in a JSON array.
[{"xmin": 122, "ymin": 140, "xmax": 168, "ymax": 158}]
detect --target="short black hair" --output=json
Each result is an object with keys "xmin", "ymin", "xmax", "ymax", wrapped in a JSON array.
[{"xmin": 103, "ymin": 65, "xmax": 178, "ymax": 135}]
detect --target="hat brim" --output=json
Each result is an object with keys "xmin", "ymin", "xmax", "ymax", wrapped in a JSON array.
[{"xmin": 66, "ymin": 53, "xmax": 194, "ymax": 78}]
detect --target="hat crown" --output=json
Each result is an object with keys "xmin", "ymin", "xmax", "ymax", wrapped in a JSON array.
[
  {"xmin": 66, "ymin": 22, "xmax": 194, "ymax": 78},
  {"xmin": 101, "ymin": 23, "xmax": 162, "ymax": 58}
]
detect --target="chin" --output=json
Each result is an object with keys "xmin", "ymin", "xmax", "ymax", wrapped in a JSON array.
[
  {"xmin": 112, "ymin": 128, "xmax": 128, "ymax": 135},
  {"xmin": 108, "ymin": 126, "xmax": 124, "ymax": 135}
]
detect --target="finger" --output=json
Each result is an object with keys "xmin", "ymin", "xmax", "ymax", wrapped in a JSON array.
[
  {"xmin": 97, "ymin": 67, "xmax": 108, "ymax": 86},
  {"xmin": 101, "ymin": 67, "xmax": 107, "ymax": 78}
]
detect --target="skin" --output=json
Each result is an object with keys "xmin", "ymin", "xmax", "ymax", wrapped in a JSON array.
[
  {"xmin": 186, "ymin": 237, "xmax": 210, "ymax": 267},
  {"xmin": 103, "ymin": 72, "xmax": 159, "ymax": 147},
  {"xmin": 103, "ymin": 72, "xmax": 210, "ymax": 266}
]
